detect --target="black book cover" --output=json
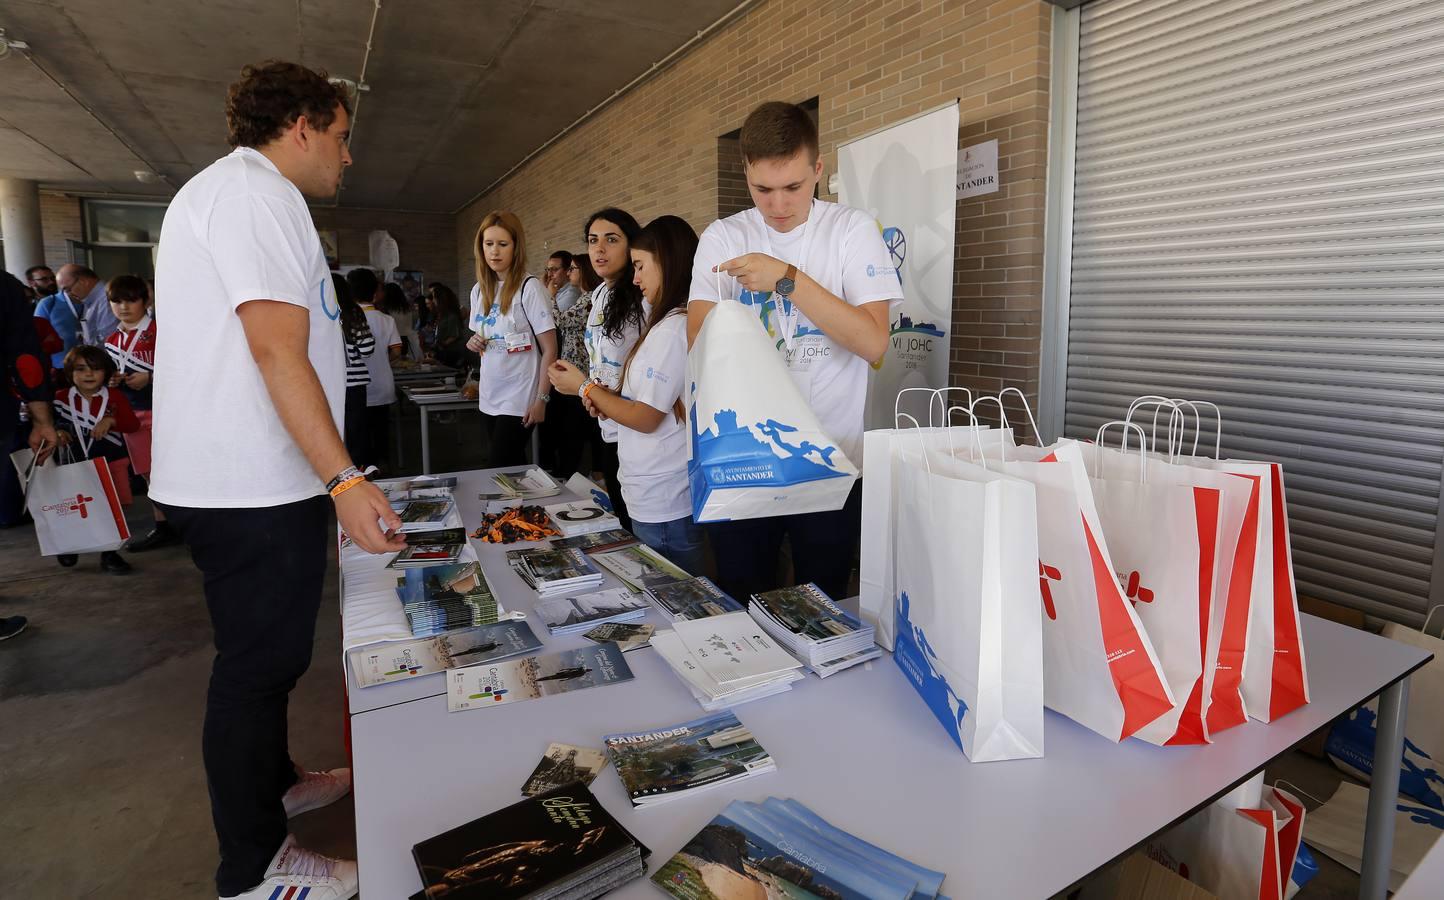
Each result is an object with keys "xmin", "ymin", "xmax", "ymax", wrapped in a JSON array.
[{"xmin": 411, "ymin": 782, "xmax": 649, "ymax": 899}]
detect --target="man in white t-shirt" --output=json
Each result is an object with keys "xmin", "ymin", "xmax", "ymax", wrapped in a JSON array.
[
  {"xmin": 687, "ymin": 101, "xmax": 900, "ymax": 603},
  {"xmin": 151, "ymin": 61, "xmax": 404, "ymax": 900},
  {"xmin": 345, "ymin": 267, "xmax": 403, "ymax": 469}
]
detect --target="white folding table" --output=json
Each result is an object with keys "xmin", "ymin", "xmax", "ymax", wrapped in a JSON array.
[{"xmin": 341, "ymin": 469, "xmax": 1432, "ymax": 900}]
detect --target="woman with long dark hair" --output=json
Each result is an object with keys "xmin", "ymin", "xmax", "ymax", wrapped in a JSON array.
[
  {"xmin": 333, "ymin": 272, "xmax": 374, "ymax": 467},
  {"xmin": 572, "ymin": 208, "xmax": 644, "ymax": 529},
  {"xmin": 423, "ymin": 282, "xmax": 466, "ymax": 369},
  {"xmin": 466, "ymin": 210, "xmax": 557, "ymax": 468},
  {"xmin": 380, "ymin": 281, "xmax": 419, "ymax": 360},
  {"xmin": 550, "ymin": 216, "xmax": 702, "ymax": 572}
]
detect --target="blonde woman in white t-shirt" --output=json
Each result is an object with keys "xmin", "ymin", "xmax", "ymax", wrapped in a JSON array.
[
  {"xmin": 550, "ymin": 215, "xmax": 702, "ymax": 573},
  {"xmin": 466, "ymin": 210, "xmax": 557, "ymax": 468}
]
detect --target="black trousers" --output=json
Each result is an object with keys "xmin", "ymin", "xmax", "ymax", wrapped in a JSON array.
[
  {"xmin": 480, "ymin": 412, "xmax": 533, "ymax": 469},
  {"xmin": 158, "ymin": 495, "xmax": 329, "ymax": 897},
  {"xmin": 594, "ymin": 433, "xmax": 631, "ymax": 531},
  {"xmin": 365, "ymin": 402, "xmax": 391, "ymax": 469},
  {"xmin": 544, "ymin": 390, "xmax": 595, "ymax": 478},
  {"xmin": 343, "ymin": 385, "xmax": 369, "ymax": 468},
  {"xmin": 706, "ymin": 480, "xmax": 862, "ymax": 603}
]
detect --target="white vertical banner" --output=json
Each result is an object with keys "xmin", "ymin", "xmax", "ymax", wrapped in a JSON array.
[{"xmin": 837, "ymin": 102, "xmax": 959, "ymax": 430}]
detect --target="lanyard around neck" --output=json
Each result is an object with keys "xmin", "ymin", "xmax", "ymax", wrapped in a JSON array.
[
  {"xmin": 112, "ymin": 317, "xmax": 152, "ymax": 373},
  {"xmin": 67, "ymin": 387, "xmax": 111, "ymax": 457},
  {"xmin": 757, "ymin": 200, "xmax": 816, "ymax": 351}
]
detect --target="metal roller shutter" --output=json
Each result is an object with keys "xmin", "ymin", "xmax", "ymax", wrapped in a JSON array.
[{"xmin": 1063, "ymin": 0, "xmax": 1444, "ymax": 625}]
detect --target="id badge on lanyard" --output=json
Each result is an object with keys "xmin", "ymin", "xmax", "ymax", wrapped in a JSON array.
[{"xmin": 758, "ymin": 202, "xmax": 816, "ymax": 352}]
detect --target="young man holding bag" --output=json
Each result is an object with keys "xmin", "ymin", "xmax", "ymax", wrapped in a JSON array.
[
  {"xmin": 151, "ymin": 61, "xmax": 405, "ymax": 900},
  {"xmin": 687, "ymin": 101, "xmax": 901, "ymax": 602}
]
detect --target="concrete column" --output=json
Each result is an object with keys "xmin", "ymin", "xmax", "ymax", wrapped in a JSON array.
[{"xmin": 0, "ymin": 177, "xmax": 45, "ymax": 282}]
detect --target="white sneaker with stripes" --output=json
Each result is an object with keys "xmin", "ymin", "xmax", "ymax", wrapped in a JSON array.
[
  {"xmin": 283, "ymin": 767, "xmax": 352, "ymax": 819},
  {"xmin": 219, "ymin": 834, "xmax": 358, "ymax": 900}
]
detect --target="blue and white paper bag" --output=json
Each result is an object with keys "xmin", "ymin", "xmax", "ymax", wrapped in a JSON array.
[
  {"xmin": 687, "ymin": 300, "xmax": 857, "ymax": 522},
  {"xmin": 891, "ymin": 442, "xmax": 1044, "ymax": 762}
]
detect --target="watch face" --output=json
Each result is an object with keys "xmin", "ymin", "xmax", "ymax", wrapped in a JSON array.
[{"xmin": 775, "ymin": 277, "xmax": 796, "ymax": 296}]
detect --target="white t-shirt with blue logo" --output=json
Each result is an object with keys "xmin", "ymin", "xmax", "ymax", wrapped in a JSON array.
[
  {"xmin": 617, "ymin": 310, "xmax": 690, "ymax": 523},
  {"xmin": 151, "ymin": 146, "xmax": 344, "ymax": 508},
  {"xmin": 469, "ymin": 276, "xmax": 556, "ymax": 417},
  {"xmin": 584, "ymin": 282, "xmax": 645, "ymax": 443},
  {"xmin": 688, "ymin": 199, "xmax": 900, "ymax": 466}
]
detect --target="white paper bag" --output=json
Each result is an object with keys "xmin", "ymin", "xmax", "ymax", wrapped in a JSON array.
[
  {"xmin": 1089, "ymin": 427, "xmax": 1223, "ymax": 746},
  {"xmin": 1303, "ymin": 781, "xmax": 1444, "ymax": 892},
  {"xmin": 12, "ymin": 448, "xmax": 130, "ymax": 555},
  {"xmin": 687, "ymin": 300, "xmax": 857, "ymax": 522},
  {"xmin": 891, "ymin": 440, "xmax": 1044, "ymax": 761}
]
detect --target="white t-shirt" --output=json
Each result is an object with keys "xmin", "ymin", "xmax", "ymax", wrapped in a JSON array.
[
  {"xmin": 361, "ymin": 305, "xmax": 400, "ymax": 406},
  {"xmin": 688, "ymin": 199, "xmax": 900, "ymax": 466},
  {"xmin": 469, "ymin": 275, "xmax": 556, "ymax": 417},
  {"xmin": 616, "ymin": 311, "xmax": 690, "ymax": 523},
  {"xmin": 584, "ymin": 282, "xmax": 645, "ymax": 443},
  {"xmin": 150, "ymin": 146, "xmax": 345, "ymax": 508}
]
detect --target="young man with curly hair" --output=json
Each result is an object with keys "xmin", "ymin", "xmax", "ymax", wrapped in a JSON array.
[{"xmin": 151, "ymin": 60, "xmax": 405, "ymax": 900}]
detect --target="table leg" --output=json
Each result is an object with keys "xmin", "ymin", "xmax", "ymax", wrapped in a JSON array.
[
  {"xmin": 420, "ymin": 406, "xmax": 432, "ymax": 475},
  {"xmin": 1359, "ymin": 676, "xmax": 1409, "ymax": 900}
]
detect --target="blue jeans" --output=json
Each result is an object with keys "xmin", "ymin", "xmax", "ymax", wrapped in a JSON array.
[{"xmin": 631, "ymin": 515, "xmax": 706, "ymax": 576}]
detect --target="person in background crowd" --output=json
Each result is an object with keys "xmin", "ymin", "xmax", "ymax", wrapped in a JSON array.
[
  {"xmin": 103, "ymin": 275, "xmax": 177, "ymax": 553},
  {"xmin": 550, "ymin": 216, "xmax": 702, "ymax": 572},
  {"xmin": 545, "ymin": 249, "xmax": 597, "ymax": 479},
  {"xmin": 345, "ymin": 267, "xmax": 401, "ymax": 472},
  {"xmin": 687, "ymin": 100, "xmax": 899, "ymax": 602},
  {"xmin": 580, "ymin": 208, "xmax": 645, "ymax": 529},
  {"xmin": 32, "ymin": 266, "xmax": 86, "ymax": 368},
  {"xmin": 380, "ymin": 281, "xmax": 419, "ymax": 360},
  {"xmin": 53, "ymin": 345, "xmax": 138, "ymax": 574},
  {"xmin": 56, "ymin": 264, "xmax": 121, "ymax": 346},
  {"xmin": 569, "ymin": 250, "xmax": 600, "ymax": 296},
  {"xmin": 333, "ymin": 273, "xmax": 373, "ymax": 468},
  {"xmin": 0, "ymin": 271, "xmax": 59, "ymax": 641},
  {"xmin": 26, "ymin": 265, "xmax": 57, "ymax": 303},
  {"xmin": 151, "ymin": 59, "xmax": 402, "ymax": 900},
  {"xmin": 539, "ymin": 250, "xmax": 581, "ymax": 474},
  {"xmin": 546, "ymin": 250, "xmax": 581, "ymax": 314},
  {"xmin": 465, "ymin": 211, "xmax": 557, "ymax": 468},
  {"xmin": 423, "ymin": 282, "xmax": 466, "ymax": 369}
]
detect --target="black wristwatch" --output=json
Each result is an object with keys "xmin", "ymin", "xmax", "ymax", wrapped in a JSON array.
[{"xmin": 775, "ymin": 264, "xmax": 798, "ymax": 297}]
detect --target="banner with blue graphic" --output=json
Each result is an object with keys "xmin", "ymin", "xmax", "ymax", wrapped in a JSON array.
[{"xmin": 837, "ymin": 103, "xmax": 959, "ymax": 430}]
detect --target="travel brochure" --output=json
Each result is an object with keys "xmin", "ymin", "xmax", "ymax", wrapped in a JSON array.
[
  {"xmin": 582, "ymin": 621, "xmax": 655, "ymax": 653},
  {"xmin": 590, "ymin": 544, "xmax": 691, "ymax": 593},
  {"xmin": 520, "ymin": 742, "xmax": 609, "ymax": 798},
  {"xmin": 651, "ymin": 630, "xmax": 805, "ymax": 712},
  {"xmin": 534, "ymin": 589, "xmax": 649, "ymax": 636},
  {"xmin": 397, "ymin": 562, "xmax": 501, "ymax": 637},
  {"xmin": 485, "ymin": 467, "xmax": 562, "ymax": 500},
  {"xmin": 646, "ymin": 576, "xmax": 744, "ymax": 621},
  {"xmin": 447, "ymin": 643, "xmax": 635, "ymax": 712},
  {"xmin": 670, "ymin": 612, "xmax": 804, "ymax": 685},
  {"xmin": 390, "ymin": 497, "xmax": 456, "ymax": 532},
  {"xmin": 506, "ymin": 547, "xmax": 606, "ymax": 597},
  {"xmin": 653, "ymin": 797, "xmax": 946, "ymax": 900},
  {"xmin": 410, "ymin": 782, "xmax": 649, "ymax": 900},
  {"xmin": 348, "ymin": 620, "xmax": 543, "ymax": 688},
  {"xmin": 386, "ymin": 526, "xmax": 469, "ymax": 568},
  {"xmin": 541, "ymin": 499, "xmax": 622, "ymax": 538},
  {"xmin": 604, "ymin": 711, "xmax": 776, "ymax": 809},
  {"xmin": 548, "ymin": 528, "xmax": 637, "ymax": 553},
  {"xmin": 750, "ymin": 582, "xmax": 880, "ymax": 674}
]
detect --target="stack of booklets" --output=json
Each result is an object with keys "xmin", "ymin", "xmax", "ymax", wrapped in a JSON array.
[
  {"xmin": 349, "ymin": 620, "xmax": 544, "ymax": 687},
  {"xmin": 590, "ymin": 544, "xmax": 691, "ymax": 594},
  {"xmin": 650, "ymin": 611, "xmax": 804, "ymax": 711},
  {"xmin": 390, "ymin": 496, "xmax": 456, "ymax": 533},
  {"xmin": 398, "ymin": 561, "xmax": 502, "ymax": 637},
  {"xmin": 488, "ymin": 467, "xmax": 562, "ymax": 500},
  {"xmin": 653, "ymin": 797, "xmax": 947, "ymax": 900},
  {"xmin": 506, "ymin": 547, "xmax": 605, "ymax": 598},
  {"xmin": 406, "ymin": 384, "xmax": 461, "ymax": 402},
  {"xmin": 604, "ymin": 711, "xmax": 776, "ymax": 809},
  {"xmin": 410, "ymin": 782, "xmax": 650, "ymax": 900},
  {"xmin": 646, "ymin": 576, "xmax": 744, "ymax": 621},
  {"xmin": 386, "ymin": 526, "xmax": 468, "ymax": 568},
  {"xmin": 542, "ymin": 499, "xmax": 621, "ymax": 538},
  {"xmin": 750, "ymin": 583, "xmax": 882, "ymax": 677},
  {"xmin": 549, "ymin": 528, "xmax": 636, "ymax": 553},
  {"xmin": 535, "ymin": 588, "xmax": 649, "ymax": 636},
  {"xmin": 447, "ymin": 643, "xmax": 634, "ymax": 712}
]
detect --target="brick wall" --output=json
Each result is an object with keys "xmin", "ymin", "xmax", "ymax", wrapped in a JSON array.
[
  {"xmin": 456, "ymin": 0, "xmax": 1053, "ymax": 429},
  {"xmin": 310, "ymin": 206, "xmax": 459, "ymax": 295},
  {"xmin": 40, "ymin": 192, "xmax": 83, "ymax": 269}
]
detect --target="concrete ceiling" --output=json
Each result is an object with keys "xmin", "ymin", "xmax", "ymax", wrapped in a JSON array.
[{"xmin": 0, "ymin": 0, "xmax": 743, "ymax": 211}]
